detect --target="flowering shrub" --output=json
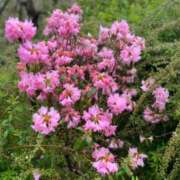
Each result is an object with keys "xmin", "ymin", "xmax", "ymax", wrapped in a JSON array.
[{"xmin": 4, "ymin": 4, "xmax": 170, "ymax": 178}]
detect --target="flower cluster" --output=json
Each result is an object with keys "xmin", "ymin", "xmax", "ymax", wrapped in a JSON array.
[
  {"xmin": 92, "ymin": 146, "xmax": 119, "ymax": 175},
  {"xmin": 143, "ymin": 85, "xmax": 169, "ymax": 124},
  {"xmin": 128, "ymin": 147, "xmax": 147, "ymax": 170},
  {"xmin": 5, "ymin": 4, "xmax": 169, "ymax": 176},
  {"xmin": 5, "ymin": 17, "xmax": 36, "ymax": 42}
]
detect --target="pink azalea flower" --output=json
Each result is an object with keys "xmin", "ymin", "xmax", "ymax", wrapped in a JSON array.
[
  {"xmin": 143, "ymin": 106, "xmax": 168, "ymax": 124},
  {"xmin": 5, "ymin": 17, "xmax": 36, "ymax": 42},
  {"xmin": 67, "ymin": 4, "xmax": 83, "ymax": 16},
  {"xmin": 92, "ymin": 147, "xmax": 119, "ymax": 175},
  {"xmin": 153, "ymin": 87, "xmax": 169, "ymax": 111},
  {"xmin": 33, "ymin": 171, "xmax": 41, "ymax": 180},
  {"xmin": 108, "ymin": 138, "xmax": 124, "ymax": 149},
  {"xmin": 98, "ymin": 25, "xmax": 110, "ymax": 44},
  {"xmin": 59, "ymin": 84, "xmax": 81, "ymax": 106},
  {"xmin": 110, "ymin": 20, "xmax": 129, "ymax": 38},
  {"xmin": 61, "ymin": 107, "xmax": 81, "ymax": 128},
  {"xmin": 32, "ymin": 106, "xmax": 60, "ymax": 135},
  {"xmin": 18, "ymin": 41, "xmax": 49, "ymax": 65},
  {"xmin": 43, "ymin": 9, "xmax": 80, "ymax": 37},
  {"xmin": 76, "ymin": 38, "xmax": 97, "ymax": 58},
  {"xmin": 141, "ymin": 78, "xmax": 155, "ymax": 92},
  {"xmin": 97, "ymin": 48, "xmax": 115, "ymax": 72},
  {"xmin": 128, "ymin": 147, "xmax": 147, "ymax": 170},
  {"xmin": 92, "ymin": 72, "xmax": 118, "ymax": 95},
  {"xmin": 120, "ymin": 45, "xmax": 141, "ymax": 65},
  {"xmin": 107, "ymin": 93, "xmax": 128, "ymax": 115},
  {"xmin": 83, "ymin": 105, "xmax": 116, "ymax": 136}
]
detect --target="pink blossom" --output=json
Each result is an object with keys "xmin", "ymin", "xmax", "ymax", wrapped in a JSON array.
[
  {"xmin": 153, "ymin": 87, "xmax": 169, "ymax": 111},
  {"xmin": 98, "ymin": 25, "xmax": 110, "ymax": 43},
  {"xmin": 141, "ymin": 78, "xmax": 155, "ymax": 92},
  {"xmin": 120, "ymin": 45, "xmax": 141, "ymax": 65},
  {"xmin": 107, "ymin": 93, "xmax": 128, "ymax": 115},
  {"xmin": 128, "ymin": 147, "xmax": 147, "ymax": 170},
  {"xmin": 32, "ymin": 106, "xmax": 60, "ymax": 135},
  {"xmin": 76, "ymin": 38, "xmax": 97, "ymax": 58},
  {"xmin": 59, "ymin": 84, "xmax": 81, "ymax": 106},
  {"xmin": 18, "ymin": 41, "xmax": 49, "ymax": 65},
  {"xmin": 110, "ymin": 20, "xmax": 129, "ymax": 38},
  {"xmin": 97, "ymin": 48, "xmax": 115, "ymax": 72},
  {"xmin": 33, "ymin": 171, "xmax": 41, "ymax": 180},
  {"xmin": 143, "ymin": 107, "xmax": 168, "ymax": 124},
  {"xmin": 61, "ymin": 107, "xmax": 81, "ymax": 128},
  {"xmin": 108, "ymin": 139, "xmax": 124, "ymax": 149},
  {"xmin": 83, "ymin": 105, "xmax": 116, "ymax": 136},
  {"xmin": 92, "ymin": 147, "xmax": 119, "ymax": 175},
  {"xmin": 5, "ymin": 17, "xmax": 36, "ymax": 42},
  {"xmin": 92, "ymin": 72, "xmax": 118, "ymax": 95},
  {"xmin": 67, "ymin": 4, "xmax": 83, "ymax": 16},
  {"xmin": 55, "ymin": 56, "xmax": 73, "ymax": 66},
  {"xmin": 44, "ymin": 9, "xmax": 80, "ymax": 37}
]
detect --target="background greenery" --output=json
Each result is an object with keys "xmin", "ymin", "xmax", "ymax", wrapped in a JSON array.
[{"xmin": 0, "ymin": 0, "xmax": 179, "ymax": 179}]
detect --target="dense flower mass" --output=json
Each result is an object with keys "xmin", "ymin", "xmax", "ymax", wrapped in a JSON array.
[
  {"xmin": 92, "ymin": 147, "xmax": 119, "ymax": 175},
  {"xmin": 32, "ymin": 107, "xmax": 60, "ymax": 135},
  {"xmin": 5, "ymin": 4, "xmax": 169, "ymax": 177}
]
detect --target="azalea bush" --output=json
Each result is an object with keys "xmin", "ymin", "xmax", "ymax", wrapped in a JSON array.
[{"xmin": 3, "ymin": 4, "xmax": 171, "ymax": 179}]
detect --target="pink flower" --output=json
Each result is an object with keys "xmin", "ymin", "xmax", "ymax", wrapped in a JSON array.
[
  {"xmin": 107, "ymin": 93, "xmax": 128, "ymax": 115},
  {"xmin": 55, "ymin": 56, "xmax": 73, "ymax": 66},
  {"xmin": 92, "ymin": 72, "xmax": 118, "ymax": 95},
  {"xmin": 153, "ymin": 87, "xmax": 169, "ymax": 111},
  {"xmin": 143, "ymin": 107, "xmax": 168, "ymax": 124},
  {"xmin": 67, "ymin": 4, "xmax": 83, "ymax": 16},
  {"xmin": 110, "ymin": 20, "xmax": 129, "ymax": 38},
  {"xmin": 76, "ymin": 38, "xmax": 97, "ymax": 58},
  {"xmin": 141, "ymin": 78, "xmax": 155, "ymax": 92},
  {"xmin": 98, "ymin": 25, "xmax": 110, "ymax": 43},
  {"xmin": 92, "ymin": 147, "xmax": 119, "ymax": 175},
  {"xmin": 128, "ymin": 147, "xmax": 147, "ymax": 170},
  {"xmin": 61, "ymin": 107, "xmax": 81, "ymax": 128},
  {"xmin": 108, "ymin": 139, "xmax": 124, "ymax": 149},
  {"xmin": 120, "ymin": 45, "xmax": 141, "ymax": 65},
  {"xmin": 59, "ymin": 84, "xmax": 81, "ymax": 106},
  {"xmin": 83, "ymin": 105, "xmax": 116, "ymax": 136},
  {"xmin": 5, "ymin": 17, "xmax": 36, "ymax": 42},
  {"xmin": 97, "ymin": 48, "xmax": 115, "ymax": 72},
  {"xmin": 32, "ymin": 106, "xmax": 60, "ymax": 135},
  {"xmin": 33, "ymin": 171, "xmax": 41, "ymax": 180},
  {"xmin": 18, "ymin": 41, "xmax": 49, "ymax": 65},
  {"xmin": 44, "ymin": 9, "xmax": 80, "ymax": 37}
]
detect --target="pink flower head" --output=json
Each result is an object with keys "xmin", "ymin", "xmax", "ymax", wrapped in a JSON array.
[
  {"xmin": 67, "ymin": 4, "xmax": 83, "ymax": 16},
  {"xmin": 143, "ymin": 107, "xmax": 168, "ymax": 124},
  {"xmin": 97, "ymin": 48, "xmax": 115, "ymax": 72},
  {"xmin": 5, "ymin": 17, "xmax": 36, "ymax": 42},
  {"xmin": 32, "ymin": 106, "xmax": 60, "ymax": 135},
  {"xmin": 59, "ymin": 84, "xmax": 81, "ymax": 106},
  {"xmin": 44, "ymin": 9, "xmax": 80, "ymax": 37},
  {"xmin": 18, "ymin": 41, "xmax": 49, "ymax": 65},
  {"xmin": 153, "ymin": 87, "xmax": 169, "ymax": 111},
  {"xmin": 98, "ymin": 25, "xmax": 110, "ymax": 43},
  {"xmin": 83, "ymin": 105, "xmax": 116, "ymax": 136},
  {"xmin": 92, "ymin": 72, "xmax": 118, "ymax": 95},
  {"xmin": 33, "ymin": 171, "xmax": 41, "ymax": 180},
  {"xmin": 108, "ymin": 138, "xmax": 124, "ymax": 149},
  {"xmin": 128, "ymin": 147, "xmax": 147, "ymax": 170},
  {"xmin": 120, "ymin": 45, "xmax": 141, "ymax": 65},
  {"xmin": 92, "ymin": 147, "xmax": 119, "ymax": 175},
  {"xmin": 107, "ymin": 93, "xmax": 128, "ymax": 115},
  {"xmin": 76, "ymin": 38, "xmax": 97, "ymax": 58},
  {"xmin": 61, "ymin": 107, "xmax": 81, "ymax": 128},
  {"xmin": 110, "ymin": 20, "xmax": 129, "ymax": 38},
  {"xmin": 43, "ymin": 71, "xmax": 60, "ymax": 93},
  {"xmin": 141, "ymin": 78, "xmax": 155, "ymax": 92}
]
